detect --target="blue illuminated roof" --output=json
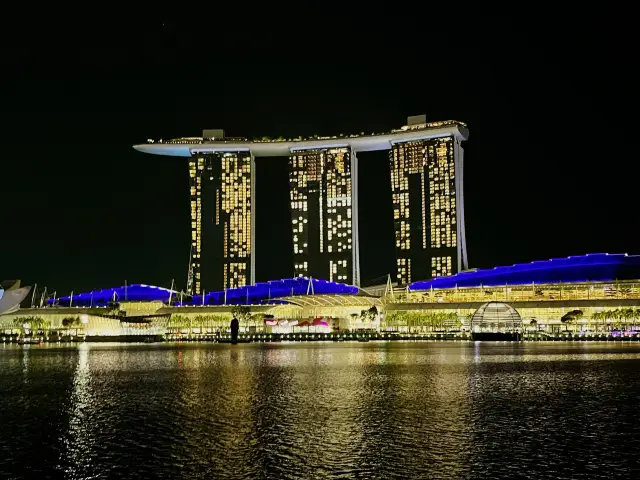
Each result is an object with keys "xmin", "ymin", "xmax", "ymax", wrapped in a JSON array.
[
  {"xmin": 185, "ymin": 277, "xmax": 359, "ymax": 306},
  {"xmin": 50, "ymin": 284, "xmax": 178, "ymax": 307},
  {"xmin": 408, "ymin": 253, "xmax": 640, "ymax": 290},
  {"xmin": 49, "ymin": 278, "xmax": 359, "ymax": 307}
]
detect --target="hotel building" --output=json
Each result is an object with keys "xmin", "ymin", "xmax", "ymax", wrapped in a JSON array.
[
  {"xmin": 188, "ymin": 150, "xmax": 253, "ymax": 293},
  {"xmin": 289, "ymin": 147, "xmax": 359, "ymax": 284},
  {"xmin": 184, "ymin": 129, "xmax": 255, "ymax": 294},
  {"xmin": 133, "ymin": 117, "xmax": 468, "ymax": 289},
  {"xmin": 390, "ymin": 115, "xmax": 468, "ymax": 284}
]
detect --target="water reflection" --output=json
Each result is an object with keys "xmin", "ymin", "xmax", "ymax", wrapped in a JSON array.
[
  {"xmin": 64, "ymin": 343, "xmax": 95, "ymax": 477},
  {"xmin": 0, "ymin": 342, "xmax": 639, "ymax": 479}
]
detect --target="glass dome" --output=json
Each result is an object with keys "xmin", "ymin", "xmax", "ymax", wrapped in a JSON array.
[{"xmin": 470, "ymin": 301, "xmax": 522, "ymax": 333}]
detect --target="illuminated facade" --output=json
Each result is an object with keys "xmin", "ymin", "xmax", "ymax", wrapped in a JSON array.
[
  {"xmin": 14, "ymin": 253, "xmax": 640, "ymax": 338},
  {"xmin": 390, "ymin": 135, "xmax": 467, "ymax": 284},
  {"xmin": 134, "ymin": 117, "xmax": 468, "ymax": 288},
  {"xmin": 289, "ymin": 147, "xmax": 360, "ymax": 285},
  {"xmin": 189, "ymin": 152, "xmax": 254, "ymax": 293}
]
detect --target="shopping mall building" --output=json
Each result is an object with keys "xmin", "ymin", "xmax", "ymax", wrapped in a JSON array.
[{"xmin": 2, "ymin": 253, "xmax": 640, "ymax": 339}]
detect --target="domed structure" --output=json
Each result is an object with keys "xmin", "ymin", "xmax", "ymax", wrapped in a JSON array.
[{"xmin": 470, "ymin": 301, "xmax": 522, "ymax": 333}]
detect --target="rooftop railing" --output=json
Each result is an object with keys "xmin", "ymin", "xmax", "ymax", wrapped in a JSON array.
[{"xmin": 146, "ymin": 120, "xmax": 467, "ymax": 145}]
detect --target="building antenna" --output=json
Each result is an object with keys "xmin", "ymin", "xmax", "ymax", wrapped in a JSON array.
[{"xmin": 385, "ymin": 274, "xmax": 395, "ymax": 301}]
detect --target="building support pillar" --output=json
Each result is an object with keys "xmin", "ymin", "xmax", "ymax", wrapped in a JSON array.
[
  {"xmin": 351, "ymin": 148, "xmax": 361, "ymax": 286},
  {"xmin": 250, "ymin": 152, "xmax": 256, "ymax": 285},
  {"xmin": 454, "ymin": 138, "xmax": 468, "ymax": 271}
]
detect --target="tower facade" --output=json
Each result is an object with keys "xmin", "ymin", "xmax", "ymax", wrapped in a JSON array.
[
  {"xmin": 390, "ymin": 135, "xmax": 467, "ymax": 284},
  {"xmin": 288, "ymin": 147, "xmax": 360, "ymax": 285},
  {"xmin": 188, "ymin": 151, "xmax": 254, "ymax": 293}
]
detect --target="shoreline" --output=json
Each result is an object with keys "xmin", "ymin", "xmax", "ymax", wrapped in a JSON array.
[{"xmin": 3, "ymin": 332, "xmax": 640, "ymax": 344}]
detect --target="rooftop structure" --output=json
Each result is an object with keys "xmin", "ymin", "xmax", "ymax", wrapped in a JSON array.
[
  {"xmin": 408, "ymin": 253, "xmax": 640, "ymax": 291},
  {"xmin": 48, "ymin": 277, "xmax": 361, "ymax": 308},
  {"xmin": 189, "ymin": 277, "xmax": 360, "ymax": 306},
  {"xmin": 51, "ymin": 284, "xmax": 179, "ymax": 307},
  {"xmin": 133, "ymin": 120, "xmax": 469, "ymax": 157}
]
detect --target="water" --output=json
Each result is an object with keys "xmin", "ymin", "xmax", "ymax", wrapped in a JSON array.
[{"xmin": 1, "ymin": 342, "xmax": 639, "ymax": 479}]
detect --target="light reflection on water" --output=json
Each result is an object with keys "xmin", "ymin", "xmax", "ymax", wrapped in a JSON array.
[{"xmin": 1, "ymin": 342, "xmax": 640, "ymax": 479}]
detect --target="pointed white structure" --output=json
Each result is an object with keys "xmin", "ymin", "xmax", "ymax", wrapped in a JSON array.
[
  {"xmin": 384, "ymin": 274, "xmax": 395, "ymax": 301},
  {"xmin": 0, "ymin": 285, "xmax": 32, "ymax": 315},
  {"xmin": 168, "ymin": 279, "xmax": 175, "ymax": 305}
]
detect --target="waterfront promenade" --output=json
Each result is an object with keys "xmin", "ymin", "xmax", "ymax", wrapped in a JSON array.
[{"xmin": 4, "ymin": 331, "xmax": 640, "ymax": 344}]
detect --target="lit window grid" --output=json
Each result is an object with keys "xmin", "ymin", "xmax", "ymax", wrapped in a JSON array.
[
  {"xmin": 289, "ymin": 148, "xmax": 353, "ymax": 281},
  {"xmin": 431, "ymin": 256, "xmax": 452, "ymax": 277},
  {"xmin": 390, "ymin": 138, "xmax": 458, "ymax": 282},
  {"xmin": 396, "ymin": 257, "xmax": 411, "ymax": 284},
  {"xmin": 189, "ymin": 153, "xmax": 252, "ymax": 293},
  {"xmin": 325, "ymin": 149, "xmax": 352, "ymax": 257},
  {"xmin": 329, "ymin": 259, "xmax": 349, "ymax": 282},
  {"xmin": 219, "ymin": 153, "xmax": 251, "ymax": 288},
  {"xmin": 189, "ymin": 157, "xmax": 203, "ymax": 293},
  {"xmin": 427, "ymin": 139, "xmax": 456, "ymax": 249},
  {"xmin": 289, "ymin": 155, "xmax": 313, "ymax": 262}
]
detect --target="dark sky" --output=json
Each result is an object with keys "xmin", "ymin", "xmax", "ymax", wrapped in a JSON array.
[{"xmin": 1, "ymin": 11, "xmax": 636, "ymax": 294}]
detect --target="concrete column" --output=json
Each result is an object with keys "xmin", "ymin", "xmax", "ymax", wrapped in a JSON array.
[
  {"xmin": 351, "ymin": 148, "xmax": 361, "ymax": 286},
  {"xmin": 250, "ymin": 152, "xmax": 256, "ymax": 285},
  {"xmin": 454, "ymin": 138, "xmax": 468, "ymax": 271}
]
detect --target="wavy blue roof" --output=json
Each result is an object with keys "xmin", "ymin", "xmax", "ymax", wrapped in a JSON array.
[
  {"xmin": 51, "ymin": 284, "xmax": 178, "ymax": 307},
  {"xmin": 408, "ymin": 253, "xmax": 640, "ymax": 290},
  {"xmin": 49, "ymin": 278, "xmax": 359, "ymax": 307},
  {"xmin": 183, "ymin": 277, "xmax": 359, "ymax": 306}
]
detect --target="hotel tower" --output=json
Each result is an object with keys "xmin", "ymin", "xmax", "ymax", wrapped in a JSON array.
[
  {"xmin": 390, "ymin": 115, "xmax": 468, "ymax": 284},
  {"xmin": 289, "ymin": 147, "xmax": 359, "ymax": 285},
  {"xmin": 187, "ymin": 130, "xmax": 254, "ymax": 294}
]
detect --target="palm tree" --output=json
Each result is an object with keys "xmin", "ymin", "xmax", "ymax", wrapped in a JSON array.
[
  {"xmin": 167, "ymin": 314, "xmax": 188, "ymax": 334},
  {"xmin": 591, "ymin": 310, "xmax": 606, "ymax": 332},
  {"xmin": 561, "ymin": 310, "xmax": 583, "ymax": 332},
  {"xmin": 62, "ymin": 317, "xmax": 83, "ymax": 336},
  {"xmin": 13, "ymin": 316, "xmax": 50, "ymax": 337},
  {"xmin": 624, "ymin": 308, "xmax": 635, "ymax": 331}
]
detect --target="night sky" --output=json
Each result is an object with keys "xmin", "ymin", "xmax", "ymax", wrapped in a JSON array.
[{"xmin": 2, "ymin": 12, "xmax": 636, "ymax": 294}]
